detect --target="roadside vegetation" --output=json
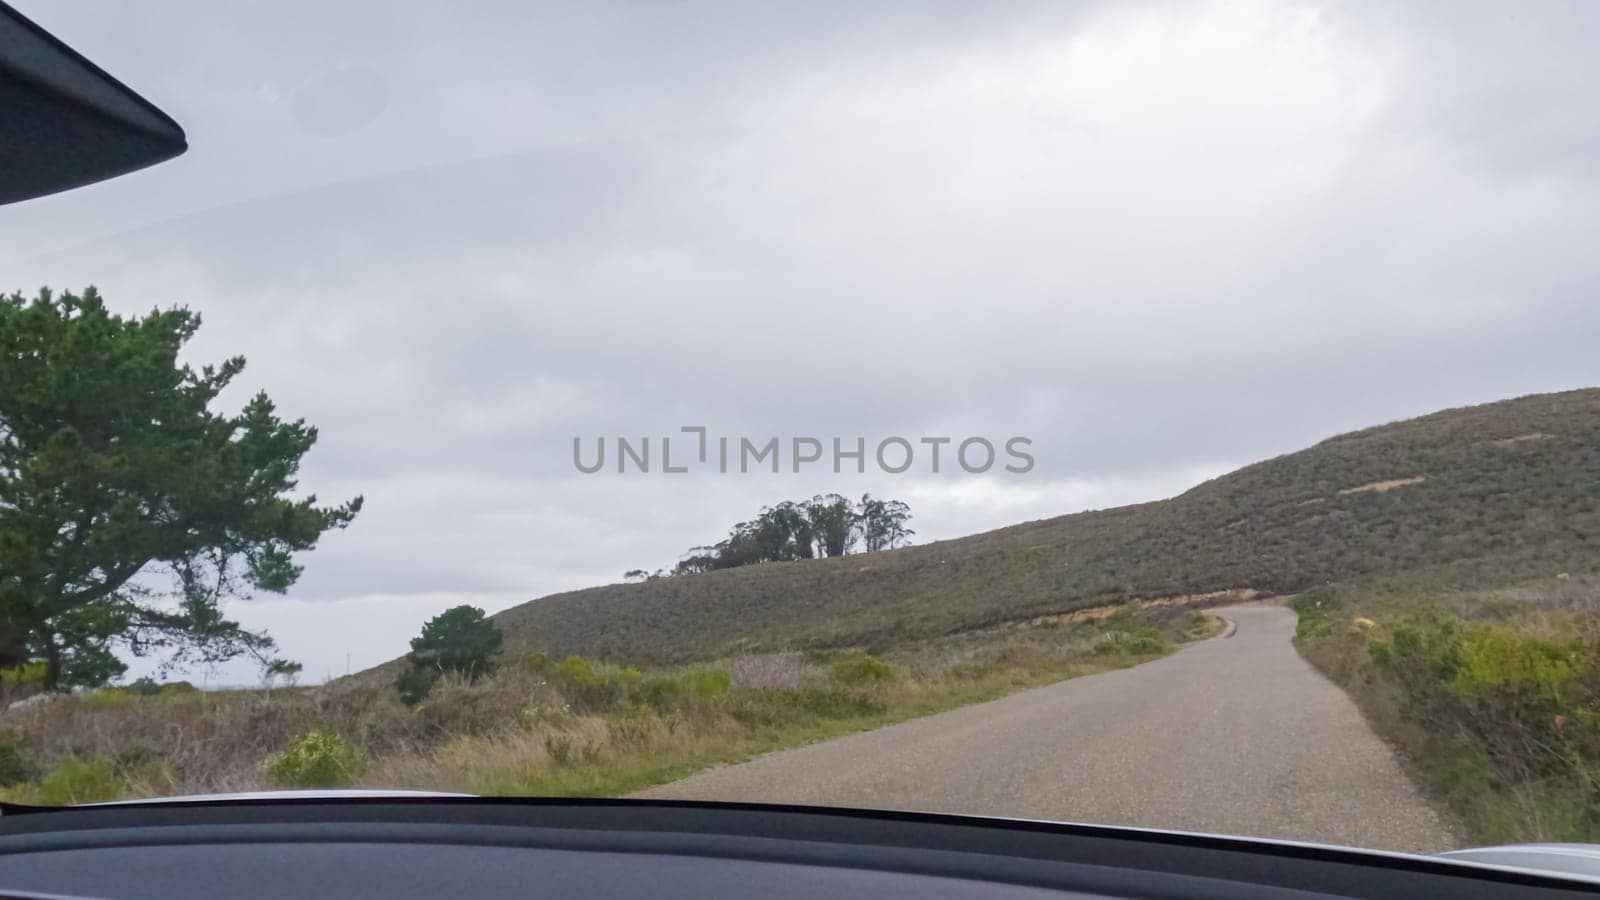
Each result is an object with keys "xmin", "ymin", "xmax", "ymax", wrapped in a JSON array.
[
  {"xmin": 1295, "ymin": 573, "xmax": 1599, "ymax": 843},
  {"xmin": 0, "ymin": 604, "xmax": 1218, "ymax": 804}
]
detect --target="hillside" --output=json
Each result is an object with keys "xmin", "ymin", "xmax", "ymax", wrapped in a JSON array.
[{"xmin": 486, "ymin": 389, "xmax": 1600, "ymax": 665}]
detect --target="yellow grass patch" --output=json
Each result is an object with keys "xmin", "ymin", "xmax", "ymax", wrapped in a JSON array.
[
  {"xmin": 1338, "ymin": 476, "xmax": 1426, "ymax": 495},
  {"xmin": 1491, "ymin": 432, "xmax": 1554, "ymax": 447}
]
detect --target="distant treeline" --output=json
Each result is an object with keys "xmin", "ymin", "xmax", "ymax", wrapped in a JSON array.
[{"xmin": 627, "ymin": 493, "xmax": 913, "ymax": 581}]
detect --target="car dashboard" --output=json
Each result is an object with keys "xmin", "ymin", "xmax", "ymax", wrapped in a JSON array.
[{"xmin": 0, "ymin": 797, "xmax": 1595, "ymax": 900}]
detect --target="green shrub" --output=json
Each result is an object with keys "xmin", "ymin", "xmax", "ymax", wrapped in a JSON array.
[
  {"xmin": 1120, "ymin": 632, "xmax": 1167, "ymax": 655},
  {"xmin": 1341, "ymin": 608, "xmax": 1600, "ymax": 841},
  {"xmin": 686, "ymin": 668, "xmax": 732, "ymax": 701},
  {"xmin": 635, "ymin": 669, "xmax": 730, "ymax": 709},
  {"xmin": 0, "ymin": 732, "xmax": 33, "ymax": 787},
  {"xmin": 830, "ymin": 654, "xmax": 894, "ymax": 684},
  {"xmin": 38, "ymin": 758, "xmax": 125, "ymax": 805},
  {"xmin": 261, "ymin": 731, "xmax": 368, "ymax": 788},
  {"xmin": 551, "ymin": 656, "xmax": 641, "ymax": 712},
  {"xmin": 395, "ymin": 605, "xmax": 504, "ymax": 704},
  {"xmin": 554, "ymin": 655, "xmax": 599, "ymax": 686},
  {"xmin": 394, "ymin": 667, "xmax": 440, "ymax": 706},
  {"xmin": 524, "ymin": 651, "xmax": 549, "ymax": 671},
  {"xmin": 1093, "ymin": 624, "xmax": 1167, "ymax": 657},
  {"xmin": 638, "ymin": 676, "xmax": 684, "ymax": 710},
  {"xmin": 1451, "ymin": 623, "xmax": 1576, "ymax": 703},
  {"xmin": 1367, "ymin": 636, "xmax": 1393, "ymax": 666},
  {"xmin": 1292, "ymin": 594, "xmax": 1334, "ymax": 639}
]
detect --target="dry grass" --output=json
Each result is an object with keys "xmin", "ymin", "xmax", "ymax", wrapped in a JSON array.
[{"xmin": 726, "ymin": 653, "xmax": 817, "ymax": 690}]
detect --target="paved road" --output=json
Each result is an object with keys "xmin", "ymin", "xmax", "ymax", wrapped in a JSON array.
[{"xmin": 638, "ymin": 603, "xmax": 1460, "ymax": 852}]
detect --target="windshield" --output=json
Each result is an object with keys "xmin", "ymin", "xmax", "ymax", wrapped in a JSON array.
[{"xmin": 2, "ymin": 0, "xmax": 1596, "ymax": 856}]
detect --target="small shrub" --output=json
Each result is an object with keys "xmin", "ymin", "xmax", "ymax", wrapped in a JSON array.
[
  {"xmin": 554, "ymin": 655, "xmax": 599, "ymax": 686},
  {"xmin": 0, "ymin": 732, "xmax": 33, "ymax": 787},
  {"xmin": 1368, "ymin": 637, "xmax": 1394, "ymax": 667},
  {"xmin": 395, "ymin": 667, "xmax": 439, "ymax": 705},
  {"xmin": 686, "ymin": 668, "xmax": 732, "ymax": 701},
  {"xmin": 1451, "ymin": 623, "xmax": 1575, "ymax": 703},
  {"xmin": 551, "ymin": 656, "xmax": 635, "ymax": 711},
  {"xmin": 1093, "ymin": 626, "xmax": 1166, "ymax": 657},
  {"xmin": 1180, "ymin": 611, "xmax": 1215, "ymax": 638},
  {"xmin": 1120, "ymin": 631, "xmax": 1167, "ymax": 655},
  {"xmin": 125, "ymin": 677, "xmax": 163, "ymax": 697},
  {"xmin": 261, "ymin": 730, "xmax": 368, "ymax": 788},
  {"xmin": 38, "ymin": 758, "xmax": 125, "ymax": 805},
  {"xmin": 638, "ymin": 676, "xmax": 684, "ymax": 710},
  {"xmin": 544, "ymin": 734, "xmax": 576, "ymax": 767},
  {"xmin": 830, "ymin": 655, "xmax": 894, "ymax": 684},
  {"xmin": 82, "ymin": 687, "xmax": 135, "ymax": 710},
  {"xmin": 1294, "ymin": 610, "xmax": 1331, "ymax": 638},
  {"xmin": 607, "ymin": 705, "xmax": 658, "ymax": 750},
  {"xmin": 524, "ymin": 651, "xmax": 549, "ymax": 671}
]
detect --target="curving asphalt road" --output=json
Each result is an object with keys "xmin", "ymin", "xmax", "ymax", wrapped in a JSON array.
[{"xmin": 637, "ymin": 603, "xmax": 1461, "ymax": 853}]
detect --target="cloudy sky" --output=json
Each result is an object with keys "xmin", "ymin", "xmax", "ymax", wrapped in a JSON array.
[{"xmin": 6, "ymin": 1, "xmax": 1597, "ymax": 684}]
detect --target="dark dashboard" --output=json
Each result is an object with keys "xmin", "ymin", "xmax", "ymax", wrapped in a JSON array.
[{"xmin": 0, "ymin": 798, "xmax": 1594, "ymax": 900}]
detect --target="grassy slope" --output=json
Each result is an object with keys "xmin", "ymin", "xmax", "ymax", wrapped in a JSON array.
[{"xmin": 483, "ymin": 388, "xmax": 1600, "ymax": 665}]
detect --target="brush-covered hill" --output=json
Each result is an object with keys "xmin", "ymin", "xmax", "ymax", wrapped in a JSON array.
[{"xmin": 485, "ymin": 389, "xmax": 1600, "ymax": 665}]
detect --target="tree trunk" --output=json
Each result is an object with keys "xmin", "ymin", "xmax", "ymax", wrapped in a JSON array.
[
  {"xmin": 0, "ymin": 623, "xmax": 29, "ymax": 672},
  {"xmin": 42, "ymin": 637, "xmax": 62, "ymax": 692}
]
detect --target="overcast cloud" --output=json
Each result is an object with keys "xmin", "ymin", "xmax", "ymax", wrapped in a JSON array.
[{"xmin": 4, "ymin": 1, "xmax": 1597, "ymax": 683}]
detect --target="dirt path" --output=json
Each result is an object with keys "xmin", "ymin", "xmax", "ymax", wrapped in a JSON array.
[{"xmin": 638, "ymin": 603, "xmax": 1460, "ymax": 852}]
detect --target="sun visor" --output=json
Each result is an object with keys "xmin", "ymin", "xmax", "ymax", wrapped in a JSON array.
[{"xmin": 0, "ymin": 1, "xmax": 186, "ymax": 204}]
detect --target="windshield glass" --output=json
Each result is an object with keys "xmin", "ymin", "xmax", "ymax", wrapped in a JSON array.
[{"xmin": 2, "ymin": 0, "xmax": 1596, "ymax": 856}]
